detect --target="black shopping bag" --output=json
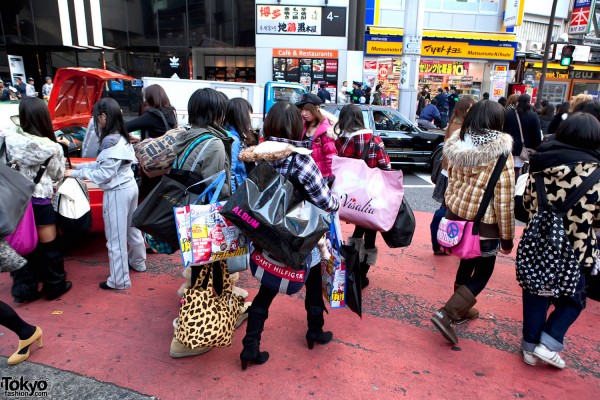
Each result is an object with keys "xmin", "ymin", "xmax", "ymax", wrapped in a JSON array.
[
  {"xmin": 341, "ymin": 243, "xmax": 362, "ymax": 318},
  {"xmin": 220, "ymin": 159, "xmax": 331, "ymax": 270},
  {"xmin": 381, "ymin": 197, "xmax": 416, "ymax": 248},
  {"xmin": 131, "ymin": 170, "xmax": 218, "ymax": 247}
]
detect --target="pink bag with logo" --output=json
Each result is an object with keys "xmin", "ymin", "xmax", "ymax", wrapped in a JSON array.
[
  {"xmin": 436, "ymin": 219, "xmax": 481, "ymax": 259},
  {"xmin": 331, "ymin": 155, "xmax": 403, "ymax": 232},
  {"xmin": 436, "ymin": 153, "xmax": 509, "ymax": 259},
  {"xmin": 6, "ymin": 202, "xmax": 38, "ymax": 256}
]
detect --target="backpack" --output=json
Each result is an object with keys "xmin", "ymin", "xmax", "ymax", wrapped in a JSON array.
[
  {"xmin": 516, "ymin": 169, "xmax": 600, "ymax": 297},
  {"xmin": 134, "ymin": 127, "xmax": 186, "ymax": 178}
]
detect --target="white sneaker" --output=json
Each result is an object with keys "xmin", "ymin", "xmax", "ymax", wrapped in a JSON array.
[
  {"xmin": 522, "ymin": 350, "xmax": 538, "ymax": 366},
  {"xmin": 533, "ymin": 344, "xmax": 566, "ymax": 369}
]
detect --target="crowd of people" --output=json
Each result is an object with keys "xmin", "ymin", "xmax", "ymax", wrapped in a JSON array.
[
  {"xmin": 0, "ymin": 76, "xmax": 52, "ymax": 101},
  {"xmin": 0, "ymin": 80, "xmax": 598, "ymax": 376}
]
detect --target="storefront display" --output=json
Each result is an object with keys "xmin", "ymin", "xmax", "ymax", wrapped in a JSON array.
[{"xmin": 272, "ymin": 49, "xmax": 339, "ymax": 100}]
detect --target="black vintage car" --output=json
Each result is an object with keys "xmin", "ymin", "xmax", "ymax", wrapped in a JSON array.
[{"xmin": 322, "ymin": 104, "xmax": 444, "ymax": 169}]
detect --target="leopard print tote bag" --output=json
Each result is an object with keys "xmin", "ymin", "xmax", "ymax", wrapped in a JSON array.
[{"xmin": 175, "ymin": 261, "xmax": 244, "ymax": 348}]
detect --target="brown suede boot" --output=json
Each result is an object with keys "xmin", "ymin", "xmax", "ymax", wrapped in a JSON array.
[
  {"xmin": 452, "ymin": 284, "xmax": 480, "ymax": 325},
  {"xmin": 431, "ymin": 285, "xmax": 477, "ymax": 345}
]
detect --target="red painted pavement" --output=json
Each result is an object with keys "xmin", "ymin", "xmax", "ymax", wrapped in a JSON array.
[{"xmin": 1, "ymin": 211, "xmax": 599, "ymax": 399}]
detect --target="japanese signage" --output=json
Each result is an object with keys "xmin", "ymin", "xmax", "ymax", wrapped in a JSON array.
[
  {"xmin": 419, "ymin": 61, "xmax": 466, "ymax": 75},
  {"xmin": 257, "ymin": 5, "xmax": 346, "ymax": 37},
  {"xmin": 272, "ymin": 49, "xmax": 339, "ymax": 90},
  {"xmin": 365, "ymin": 35, "xmax": 516, "ymax": 61},
  {"xmin": 503, "ymin": 0, "xmax": 524, "ymax": 28},
  {"xmin": 569, "ymin": 0, "xmax": 596, "ymax": 34}
]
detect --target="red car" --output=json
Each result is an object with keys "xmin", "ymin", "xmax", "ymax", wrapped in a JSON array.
[{"xmin": 48, "ymin": 67, "xmax": 135, "ymax": 232}]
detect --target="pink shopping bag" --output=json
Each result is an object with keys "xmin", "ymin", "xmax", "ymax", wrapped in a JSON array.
[
  {"xmin": 6, "ymin": 202, "xmax": 38, "ymax": 256},
  {"xmin": 331, "ymin": 155, "xmax": 404, "ymax": 232}
]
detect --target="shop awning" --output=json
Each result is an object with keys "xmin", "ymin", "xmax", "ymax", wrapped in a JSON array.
[
  {"xmin": 367, "ymin": 27, "xmax": 517, "ymax": 42},
  {"xmin": 532, "ymin": 62, "xmax": 600, "ymax": 72}
]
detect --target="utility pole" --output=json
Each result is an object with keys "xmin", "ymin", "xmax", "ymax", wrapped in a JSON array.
[
  {"xmin": 536, "ymin": 0, "xmax": 559, "ymax": 108},
  {"xmin": 398, "ymin": 0, "xmax": 425, "ymax": 120}
]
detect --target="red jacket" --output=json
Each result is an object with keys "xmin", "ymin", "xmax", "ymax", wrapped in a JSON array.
[{"xmin": 303, "ymin": 113, "xmax": 338, "ymax": 178}]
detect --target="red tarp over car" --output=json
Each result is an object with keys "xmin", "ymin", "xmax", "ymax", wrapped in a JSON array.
[{"xmin": 47, "ymin": 67, "xmax": 134, "ymax": 131}]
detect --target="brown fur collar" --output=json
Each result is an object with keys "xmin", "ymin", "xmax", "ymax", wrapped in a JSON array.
[{"xmin": 239, "ymin": 141, "xmax": 311, "ymax": 162}]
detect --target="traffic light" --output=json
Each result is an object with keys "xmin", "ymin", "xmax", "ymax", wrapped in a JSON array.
[{"xmin": 560, "ymin": 45, "xmax": 576, "ymax": 67}]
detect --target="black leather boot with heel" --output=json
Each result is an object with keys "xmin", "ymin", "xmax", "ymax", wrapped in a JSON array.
[
  {"xmin": 39, "ymin": 239, "xmax": 72, "ymax": 301},
  {"xmin": 240, "ymin": 307, "xmax": 270, "ymax": 370},
  {"xmin": 306, "ymin": 305, "xmax": 333, "ymax": 349}
]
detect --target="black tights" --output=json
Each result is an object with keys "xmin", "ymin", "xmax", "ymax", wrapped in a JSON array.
[
  {"xmin": 0, "ymin": 301, "xmax": 36, "ymax": 341},
  {"xmin": 251, "ymin": 264, "xmax": 324, "ymax": 313},
  {"xmin": 454, "ymin": 255, "xmax": 497, "ymax": 296},
  {"xmin": 352, "ymin": 226, "xmax": 377, "ymax": 249}
]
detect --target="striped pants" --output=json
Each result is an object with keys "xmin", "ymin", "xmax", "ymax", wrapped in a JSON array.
[{"xmin": 103, "ymin": 184, "xmax": 146, "ymax": 289}]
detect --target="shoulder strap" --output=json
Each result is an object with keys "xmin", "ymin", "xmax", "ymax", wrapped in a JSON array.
[
  {"xmin": 284, "ymin": 153, "xmax": 298, "ymax": 180},
  {"xmin": 361, "ymin": 135, "xmax": 375, "ymax": 162},
  {"xmin": 33, "ymin": 156, "xmax": 52, "ymax": 184},
  {"xmin": 515, "ymin": 110, "xmax": 525, "ymax": 145},
  {"xmin": 189, "ymin": 138, "xmax": 217, "ymax": 171},
  {"xmin": 473, "ymin": 153, "xmax": 509, "ymax": 227},
  {"xmin": 148, "ymin": 108, "xmax": 170, "ymax": 131},
  {"xmin": 559, "ymin": 168, "xmax": 600, "ymax": 214},
  {"xmin": 175, "ymin": 134, "xmax": 212, "ymax": 169}
]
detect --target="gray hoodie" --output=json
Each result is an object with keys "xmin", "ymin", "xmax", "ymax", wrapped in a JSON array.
[{"xmin": 72, "ymin": 133, "xmax": 136, "ymax": 191}]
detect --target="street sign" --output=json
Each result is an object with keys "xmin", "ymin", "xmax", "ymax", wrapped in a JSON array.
[
  {"xmin": 403, "ymin": 35, "xmax": 422, "ymax": 55},
  {"xmin": 569, "ymin": 0, "xmax": 596, "ymax": 34}
]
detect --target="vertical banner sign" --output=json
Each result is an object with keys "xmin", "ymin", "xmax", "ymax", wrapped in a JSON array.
[
  {"xmin": 569, "ymin": 0, "xmax": 596, "ymax": 34},
  {"xmin": 7, "ymin": 55, "xmax": 25, "ymax": 84}
]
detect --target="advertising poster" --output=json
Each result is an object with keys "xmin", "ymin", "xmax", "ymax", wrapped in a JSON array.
[
  {"xmin": 273, "ymin": 57, "xmax": 286, "ymax": 81},
  {"xmin": 286, "ymin": 58, "xmax": 300, "ymax": 82},
  {"xmin": 325, "ymin": 59, "xmax": 338, "ymax": 81},
  {"xmin": 8, "ymin": 55, "xmax": 25, "ymax": 84},
  {"xmin": 312, "ymin": 59, "xmax": 325, "ymax": 80}
]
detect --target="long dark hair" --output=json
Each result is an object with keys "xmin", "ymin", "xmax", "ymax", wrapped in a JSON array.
[
  {"xmin": 144, "ymin": 84, "xmax": 173, "ymax": 110},
  {"xmin": 448, "ymin": 97, "xmax": 476, "ymax": 127},
  {"xmin": 335, "ymin": 104, "xmax": 365, "ymax": 134},
  {"xmin": 516, "ymin": 94, "xmax": 532, "ymax": 114},
  {"xmin": 557, "ymin": 101, "xmax": 570, "ymax": 115},
  {"xmin": 188, "ymin": 88, "xmax": 227, "ymax": 128},
  {"xmin": 225, "ymin": 97, "xmax": 255, "ymax": 144},
  {"xmin": 18, "ymin": 96, "xmax": 56, "ymax": 142},
  {"xmin": 459, "ymin": 100, "xmax": 505, "ymax": 140},
  {"xmin": 93, "ymin": 98, "xmax": 128, "ymax": 142},
  {"xmin": 555, "ymin": 112, "xmax": 600, "ymax": 149},
  {"xmin": 263, "ymin": 101, "xmax": 303, "ymax": 141}
]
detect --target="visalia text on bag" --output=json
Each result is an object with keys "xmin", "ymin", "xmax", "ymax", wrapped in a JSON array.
[{"xmin": 339, "ymin": 194, "xmax": 375, "ymax": 214}]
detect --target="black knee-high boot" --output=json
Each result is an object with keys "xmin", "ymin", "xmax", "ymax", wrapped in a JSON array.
[
  {"xmin": 240, "ymin": 306, "xmax": 270, "ymax": 370},
  {"xmin": 39, "ymin": 239, "xmax": 72, "ymax": 301},
  {"xmin": 10, "ymin": 261, "xmax": 41, "ymax": 304},
  {"xmin": 306, "ymin": 304, "xmax": 333, "ymax": 349}
]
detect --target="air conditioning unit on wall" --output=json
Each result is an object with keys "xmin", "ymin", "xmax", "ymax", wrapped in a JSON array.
[
  {"xmin": 527, "ymin": 41, "xmax": 543, "ymax": 52},
  {"xmin": 517, "ymin": 40, "xmax": 528, "ymax": 52}
]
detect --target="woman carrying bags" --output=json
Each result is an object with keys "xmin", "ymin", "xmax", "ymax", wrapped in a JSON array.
[
  {"xmin": 431, "ymin": 100, "xmax": 515, "ymax": 345},
  {"xmin": 238, "ymin": 101, "xmax": 339, "ymax": 370},
  {"xmin": 334, "ymin": 104, "xmax": 391, "ymax": 288},
  {"xmin": 66, "ymin": 98, "xmax": 146, "ymax": 290},
  {"xmin": 504, "ymin": 94, "xmax": 542, "ymax": 177},
  {"xmin": 296, "ymin": 93, "xmax": 338, "ymax": 183},
  {"xmin": 1, "ymin": 96, "xmax": 71, "ymax": 302}
]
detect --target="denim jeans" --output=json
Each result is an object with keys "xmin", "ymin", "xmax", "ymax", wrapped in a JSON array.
[
  {"xmin": 430, "ymin": 206, "xmax": 447, "ymax": 252},
  {"xmin": 521, "ymin": 272, "xmax": 587, "ymax": 352}
]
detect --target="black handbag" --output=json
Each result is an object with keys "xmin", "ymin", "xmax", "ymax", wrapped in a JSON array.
[
  {"xmin": 381, "ymin": 197, "xmax": 416, "ymax": 248},
  {"xmin": 220, "ymin": 158, "xmax": 331, "ymax": 270},
  {"xmin": 0, "ymin": 138, "xmax": 37, "ymax": 236},
  {"xmin": 132, "ymin": 171, "xmax": 221, "ymax": 247},
  {"xmin": 341, "ymin": 243, "xmax": 362, "ymax": 318}
]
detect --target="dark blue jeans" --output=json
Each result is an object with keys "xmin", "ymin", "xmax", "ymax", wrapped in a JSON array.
[
  {"xmin": 430, "ymin": 206, "xmax": 447, "ymax": 252},
  {"xmin": 521, "ymin": 272, "xmax": 587, "ymax": 352}
]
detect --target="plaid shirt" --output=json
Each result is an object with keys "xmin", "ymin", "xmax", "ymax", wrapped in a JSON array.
[
  {"xmin": 445, "ymin": 155, "xmax": 515, "ymax": 241},
  {"xmin": 335, "ymin": 130, "xmax": 391, "ymax": 169},
  {"xmin": 266, "ymin": 137, "xmax": 339, "ymax": 212}
]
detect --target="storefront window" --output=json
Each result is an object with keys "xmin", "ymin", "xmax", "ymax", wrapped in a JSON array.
[
  {"xmin": 479, "ymin": 0, "xmax": 500, "ymax": 13},
  {"xmin": 572, "ymin": 82, "xmax": 600, "ymax": 99},
  {"xmin": 539, "ymin": 82, "xmax": 569, "ymax": 105}
]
